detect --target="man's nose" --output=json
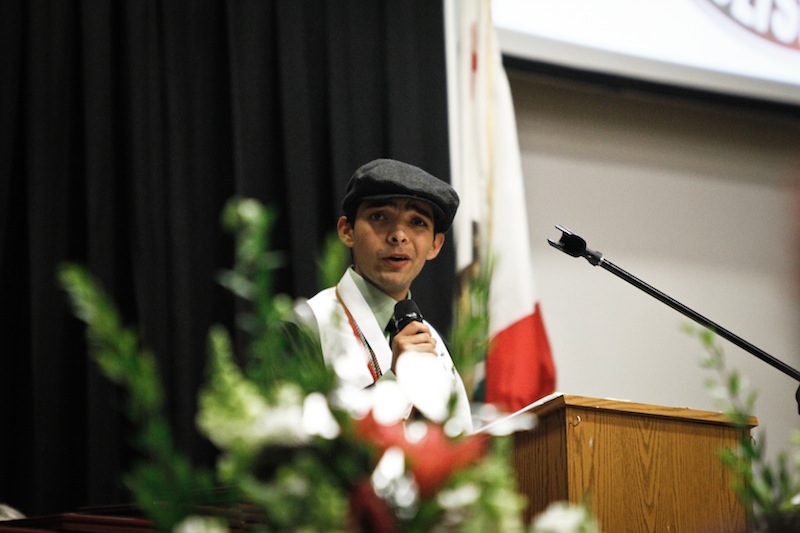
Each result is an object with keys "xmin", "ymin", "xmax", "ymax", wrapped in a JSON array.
[{"xmin": 388, "ymin": 226, "xmax": 408, "ymax": 243}]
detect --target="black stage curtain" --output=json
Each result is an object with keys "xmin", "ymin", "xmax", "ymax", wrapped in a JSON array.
[{"xmin": 0, "ymin": 0, "xmax": 454, "ymax": 516}]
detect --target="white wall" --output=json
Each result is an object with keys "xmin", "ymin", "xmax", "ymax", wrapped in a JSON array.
[{"xmin": 510, "ymin": 69, "xmax": 800, "ymax": 463}]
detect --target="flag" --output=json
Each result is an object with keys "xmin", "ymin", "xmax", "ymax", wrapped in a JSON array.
[{"xmin": 445, "ymin": 0, "xmax": 556, "ymax": 413}]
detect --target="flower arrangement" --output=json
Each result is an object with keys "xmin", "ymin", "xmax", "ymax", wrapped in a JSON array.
[
  {"xmin": 60, "ymin": 197, "xmax": 552, "ymax": 532},
  {"xmin": 63, "ymin": 196, "xmax": 800, "ymax": 533},
  {"xmin": 686, "ymin": 325, "xmax": 800, "ymax": 533}
]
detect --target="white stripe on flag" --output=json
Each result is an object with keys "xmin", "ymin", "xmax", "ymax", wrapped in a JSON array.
[{"xmin": 445, "ymin": 0, "xmax": 556, "ymax": 411}]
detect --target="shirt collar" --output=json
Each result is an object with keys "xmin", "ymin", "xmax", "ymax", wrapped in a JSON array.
[{"xmin": 347, "ymin": 267, "xmax": 407, "ymax": 330}]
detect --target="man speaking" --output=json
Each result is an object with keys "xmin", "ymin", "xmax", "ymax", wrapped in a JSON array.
[{"xmin": 296, "ymin": 159, "xmax": 472, "ymax": 432}]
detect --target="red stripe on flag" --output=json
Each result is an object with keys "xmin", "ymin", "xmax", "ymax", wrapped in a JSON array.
[{"xmin": 485, "ymin": 303, "xmax": 556, "ymax": 412}]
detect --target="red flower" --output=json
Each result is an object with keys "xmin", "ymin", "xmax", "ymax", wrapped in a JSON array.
[
  {"xmin": 355, "ymin": 412, "xmax": 489, "ymax": 498},
  {"xmin": 349, "ymin": 478, "xmax": 399, "ymax": 533}
]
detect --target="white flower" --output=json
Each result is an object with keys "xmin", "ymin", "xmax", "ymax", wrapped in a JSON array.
[
  {"xmin": 173, "ymin": 515, "xmax": 228, "ymax": 533},
  {"xmin": 437, "ymin": 483, "xmax": 480, "ymax": 509},
  {"xmin": 372, "ymin": 447, "xmax": 407, "ymax": 492},
  {"xmin": 395, "ymin": 351, "xmax": 452, "ymax": 423},
  {"xmin": 531, "ymin": 501, "xmax": 601, "ymax": 533},
  {"xmin": 371, "ymin": 380, "xmax": 414, "ymax": 425},
  {"xmin": 235, "ymin": 199, "xmax": 262, "ymax": 224},
  {"xmin": 477, "ymin": 407, "xmax": 537, "ymax": 437},
  {"xmin": 199, "ymin": 382, "xmax": 309, "ymax": 450},
  {"xmin": 332, "ymin": 378, "xmax": 412, "ymax": 425},
  {"xmin": 331, "ymin": 351, "xmax": 462, "ymax": 428},
  {"xmin": 302, "ymin": 392, "xmax": 340, "ymax": 439},
  {"xmin": 371, "ymin": 447, "xmax": 419, "ymax": 515},
  {"xmin": 199, "ymin": 379, "xmax": 343, "ymax": 452}
]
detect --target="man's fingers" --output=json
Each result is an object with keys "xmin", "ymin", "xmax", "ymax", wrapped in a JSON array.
[
  {"xmin": 392, "ymin": 330, "xmax": 438, "ymax": 356},
  {"xmin": 399, "ymin": 321, "xmax": 430, "ymax": 337}
]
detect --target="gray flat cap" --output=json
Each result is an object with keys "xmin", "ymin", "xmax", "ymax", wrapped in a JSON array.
[{"xmin": 342, "ymin": 159, "xmax": 460, "ymax": 233}]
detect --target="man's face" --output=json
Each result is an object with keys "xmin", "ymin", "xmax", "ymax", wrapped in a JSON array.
[{"xmin": 338, "ymin": 198, "xmax": 445, "ymax": 301}]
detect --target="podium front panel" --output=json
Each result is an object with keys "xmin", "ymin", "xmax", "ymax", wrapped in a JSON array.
[{"xmin": 512, "ymin": 394, "xmax": 753, "ymax": 533}]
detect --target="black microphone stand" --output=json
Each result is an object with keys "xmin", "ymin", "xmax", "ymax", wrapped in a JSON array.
[{"xmin": 548, "ymin": 224, "xmax": 800, "ymax": 415}]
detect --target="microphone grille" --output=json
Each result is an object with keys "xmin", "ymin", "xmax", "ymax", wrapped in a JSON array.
[{"xmin": 394, "ymin": 299, "xmax": 421, "ymax": 320}]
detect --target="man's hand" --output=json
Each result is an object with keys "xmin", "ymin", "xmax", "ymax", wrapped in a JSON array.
[{"xmin": 390, "ymin": 321, "xmax": 438, "ymax": 373}]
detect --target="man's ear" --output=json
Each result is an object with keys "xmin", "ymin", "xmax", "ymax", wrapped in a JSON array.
[
  {"xmin": 337, "ymin": 216, "xmax": 355, "ymax": 248},
  {"xmin": 426, "ymin": 232, "xmax": 445, "ymax": 260}
]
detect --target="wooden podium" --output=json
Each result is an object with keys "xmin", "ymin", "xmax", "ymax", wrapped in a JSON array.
[{"xmin": 511, "ymin": 394, "xmax": 756, "ymax": 533}]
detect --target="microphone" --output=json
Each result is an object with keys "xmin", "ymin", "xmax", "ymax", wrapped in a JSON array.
[
  {"xmin": 548, "ymin": 224, "xmax": 800, "ymax": 414},
  {"xmin": 391, "ymin": 299, "xmax": 424, "ymax": 341}
]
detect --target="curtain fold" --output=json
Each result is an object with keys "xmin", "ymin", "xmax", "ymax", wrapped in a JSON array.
[{"xmin": 0, "ymin": 0, "xmax": 454, "ymax": 517}]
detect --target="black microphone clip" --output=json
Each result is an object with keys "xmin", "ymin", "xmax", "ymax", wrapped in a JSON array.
[{"xmin": 548, "ymin": 225, "xmax": 604, "ymax": 266}]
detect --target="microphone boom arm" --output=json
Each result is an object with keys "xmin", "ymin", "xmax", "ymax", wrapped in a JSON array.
[{"xmin": 548, "ymin": 224, "xmax": 800, "ymax": 414}]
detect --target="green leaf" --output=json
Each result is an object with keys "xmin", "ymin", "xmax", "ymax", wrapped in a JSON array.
[
  {"xmin": 318, "ymin": 231, "xmax": 350, "ymax": 290},
  {"xmin": 59, "ymin": 263, "xmax": 220, "ymax": 531}
]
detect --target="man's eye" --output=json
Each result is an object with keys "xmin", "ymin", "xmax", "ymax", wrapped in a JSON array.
[
  {"xmin": 412, "ymin": 218, "xmax": 429, "ymax": 227},
  {"xmin": 369, "ymin": 212, "xmax": 386, "ymax": 221}
]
